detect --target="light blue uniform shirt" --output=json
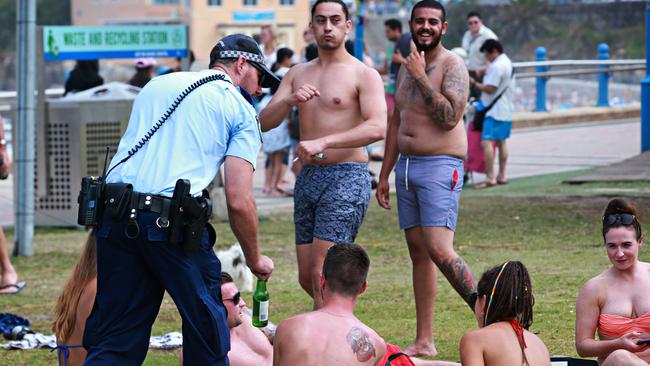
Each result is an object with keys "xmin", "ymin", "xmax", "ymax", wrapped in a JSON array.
[{"xmin": 107, "ymin": 69, "xmax": 262, "ymax": 197}]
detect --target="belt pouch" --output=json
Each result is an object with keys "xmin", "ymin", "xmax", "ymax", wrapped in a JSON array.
[
  {"xmin": 104, "ymin": 183, "xmax": 133, "ymax": 220},
  {"xmin": 168, "ymin": 179, "xmax": 191, "ymax": 245},
  {"xmin": 181, "ymin": 197, "xmax": 209, "ymax": 252}
]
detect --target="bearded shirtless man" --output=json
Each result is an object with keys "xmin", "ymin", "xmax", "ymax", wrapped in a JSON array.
[
  {"xmin": 375, "ymin": 0, "xmax": 477, "ymax": 357},
  {"xmin": 259, "ymin": 0, "xmax": 386, "ymax": 309}
]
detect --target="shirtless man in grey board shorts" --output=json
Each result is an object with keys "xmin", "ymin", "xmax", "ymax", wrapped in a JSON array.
[
  {"xmin": 376, "ymin": 0, "xmax": 477, "ymax": 358},
  {"xmin": 259, "ymin": 0, "xmax": 386, "ymax": 310}
]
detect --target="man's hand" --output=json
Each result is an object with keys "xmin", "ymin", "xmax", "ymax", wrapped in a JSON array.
[
  {"xmin": 247, "ymin": 254, "xmax": 274, "ymax": 281},
  {"xmin": 403, "ymin": 51, "xmax": 427, "ymax": 80},
  {"xmin": 283, "ymin": 84, "xmax": 320, "ymax": 106},
  {"xmin": 375, "ymin": 178, "xmax": 391, "ymax": 209},
  {"xmin": 295, "ymin": 139, "xmax": 327, "ymax": 164}
]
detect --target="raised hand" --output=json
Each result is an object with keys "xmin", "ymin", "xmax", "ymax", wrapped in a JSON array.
[
  {"xmin": 403, "ymin": 51, "xmax": 427, "ymax": 80},
  {"xmin": 285, "ymin": 84, "xmax": 320, "ymax": 106}
]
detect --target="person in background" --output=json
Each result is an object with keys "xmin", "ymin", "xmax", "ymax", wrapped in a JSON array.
[
  {"xmin": 128, "ymin": 58, "xmax": 157, "ymax": 88},
  {"xmin": 0, "ymin": 229, "xmax": 23, "ymax": 295},
  {"xmin": 470, "ymin": 39, "xmax": 514, "ymax": 189},
  {"xmin": 64, "ymin": 60, "xmax": 103, "ymax": 96},
  {"xmin": 460, "ymin": 261, "xmax": 550, "ymax": 366},
  {"xmin": 259, "ymin": 48, "xmax": 294, "ymax": 197},
  {"xmin": 0, "ymin": 116, "xmax": 23, "ymax": 296},
  {"xmin": 300, "ymin": 27, "xmax": 316, "ymax": 63},
  {"xmin": 461, "ymin": 11, "xmax": 498, "ymax": 100},
  {"xmin": 260, "ymin": 25, "xmax": 285, "ymax": 70},
  {"xmin": 575, "ymin": 198, "xmax": 650, "ymax": 365},
  {"xmin": 380, "ymin": 18, "xmax": 412, "ymax": 119}
]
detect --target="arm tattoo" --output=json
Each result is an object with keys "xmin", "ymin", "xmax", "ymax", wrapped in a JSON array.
[
  {"xmin": 346, "ymin": 327, "xmax": 376, "ymax": 362},
  {"xmin": 439, "ymin": 256, "xmax": 477, "ymax": 311},
  {"xmin": 413, "ymin": 60, "xmax": 469, "ymax": 131}
]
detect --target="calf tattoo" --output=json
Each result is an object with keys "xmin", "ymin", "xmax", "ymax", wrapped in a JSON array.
[
  {"xmin": 439, "ymin": 256, "xmax": 477, "ymax": 309},
  {"xmin": 347, "ymin": 327, "xmax": 376, "ymax": 362}
]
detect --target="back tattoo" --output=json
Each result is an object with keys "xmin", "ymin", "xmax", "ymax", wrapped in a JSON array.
[{"xmin": 346, "ymin": 326, "xmax": 376, "ymax": 362}]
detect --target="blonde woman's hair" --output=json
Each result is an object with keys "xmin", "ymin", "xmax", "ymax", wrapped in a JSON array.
[{"xmin": 52, "ymin": 232, "xmax": 97, "ymax": 342}]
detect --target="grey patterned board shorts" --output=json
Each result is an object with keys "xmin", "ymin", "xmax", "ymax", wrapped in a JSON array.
[{"xmin": 294, "ymin": 162, "xmax": 371, "ymax": 245}]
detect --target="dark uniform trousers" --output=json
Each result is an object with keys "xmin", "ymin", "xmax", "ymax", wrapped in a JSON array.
[{"xmin": 83, "ymin": 210, "xmax": 230, "ymax": 366}]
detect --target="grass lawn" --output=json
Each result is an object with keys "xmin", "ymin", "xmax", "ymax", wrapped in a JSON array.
[{"xmin": 2, "ymin": 169, "xmax": 650, "ymax": 365}]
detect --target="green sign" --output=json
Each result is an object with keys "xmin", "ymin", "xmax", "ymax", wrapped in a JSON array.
[{"xmin": 43, "ymin": 25, "xmax": 187, "ymax": 61}]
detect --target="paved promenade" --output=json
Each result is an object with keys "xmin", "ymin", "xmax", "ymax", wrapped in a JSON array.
[{"xmin": 0, "ymin": 118, "xmax": 642, "ymax": 226}]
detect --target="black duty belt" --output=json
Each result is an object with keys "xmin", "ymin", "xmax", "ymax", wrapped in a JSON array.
[
  {"xmin": 131, "ymin": 192, "xmax": 172, "ymax": 214},
  {"xmin": 103, "ymin": 181, "xmax": 212, "ymax": 251}
]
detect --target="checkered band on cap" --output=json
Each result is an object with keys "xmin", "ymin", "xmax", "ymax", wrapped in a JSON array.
[{"xmin": 218, "ymin": 50, "xmax": 265, "ymax": 64}]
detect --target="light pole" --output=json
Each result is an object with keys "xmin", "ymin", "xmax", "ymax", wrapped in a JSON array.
[{"xmin": 15, "ymin": 0, "xmax": 37, "ymax": 256}]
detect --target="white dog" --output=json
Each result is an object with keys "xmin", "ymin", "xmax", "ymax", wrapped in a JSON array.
[{"xmin": 216, "ymin": 243, "xmax": 254, "ymax": 293}]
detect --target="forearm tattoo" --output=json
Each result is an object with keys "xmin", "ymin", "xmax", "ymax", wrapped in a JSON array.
[
  {"xmin": 413, "ymin": 63, "xmax": 469, "ymax": 131},
  {"xmin": 439, "ymin": 256, "xmax": 477, "ymax": 310},
  {"xmin": 347, "ymin": 327, "xmax": 376, "ymax": 362}
]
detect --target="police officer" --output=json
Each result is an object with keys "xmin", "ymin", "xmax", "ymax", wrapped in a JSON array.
[{"xmin": 83, "ymin": 34, "xmax": 278, "ymax": 365}]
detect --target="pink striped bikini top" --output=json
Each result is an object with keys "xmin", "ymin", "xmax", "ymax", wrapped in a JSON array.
[{"xmin": 598, "ymin": 310, "xmax": 650, "ymax": 338}]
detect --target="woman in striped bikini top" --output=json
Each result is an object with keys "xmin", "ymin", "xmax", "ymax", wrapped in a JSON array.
[{"xmin": 575, "ymin": 198, "xmax": 650, "ymax": 366}]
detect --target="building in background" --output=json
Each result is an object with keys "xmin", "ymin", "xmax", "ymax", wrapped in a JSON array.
[{"xmin": 71, "ymin": 0, "xmax": 310, "ymax": 66}]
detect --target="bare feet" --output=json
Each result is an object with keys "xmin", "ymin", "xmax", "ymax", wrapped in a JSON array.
[
  {"xmin": 403, "ymin": 342, "xmax": 438, "ymax": 358},
  {"xmin": 474, "ymin": 180, "xmax": 496, "ymax": 190}
]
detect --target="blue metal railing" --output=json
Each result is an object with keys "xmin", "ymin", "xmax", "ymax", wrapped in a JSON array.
[
  {"xmin": 513, "ymin": 46, "xmax": 644, "ymax": 113},
  {"xmin": 641, "ymin": 1, "xmax": 650, "ymax": 152}
]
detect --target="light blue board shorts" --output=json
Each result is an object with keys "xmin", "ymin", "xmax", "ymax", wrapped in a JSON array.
[
  {"xmin": 482, "ymin": 117, "xmax": 512, "ymax": 141},
  {"xmin": 395, "ymin": 155, "xmax": 463, "ymax": 231}
]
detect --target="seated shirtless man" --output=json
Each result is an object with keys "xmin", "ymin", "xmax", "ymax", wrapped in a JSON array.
[
  {"xmin": 273, "ymin": 244, "xmax": 386, "ymax": 366},
  {"xmin": 273, "ymin": 244, "xmax": 459, "ymax": 366},
  {"xmin": 181, "ymin": 272, "xmax": 273, "ymax": 366}
]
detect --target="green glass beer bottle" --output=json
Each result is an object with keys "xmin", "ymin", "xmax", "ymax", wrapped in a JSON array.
[{"xmin": 252, "ymin": 279, "xmax": 269, "ymax": 327}]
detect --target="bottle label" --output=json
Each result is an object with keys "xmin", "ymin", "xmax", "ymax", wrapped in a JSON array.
[{"xmin": 259, "ymin": 300, "xmax": 269, "ymax": 322}]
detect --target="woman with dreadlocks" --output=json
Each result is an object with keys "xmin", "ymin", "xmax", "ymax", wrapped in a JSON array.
[
  {"xmin": 460, "ymin": 261, "xmax": 550, "ymax": 365},
  {"xmin": 575, "ymin": 198, "xmax": 650, "ymax": 365}
]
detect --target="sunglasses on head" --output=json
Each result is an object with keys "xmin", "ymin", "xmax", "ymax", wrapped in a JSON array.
[
  {"xmin": 223, "ymin": 291, "xmax": 241, "ymax": 305},
  {"xmin": 603, "ymin": 213, "xmax": 636, "ymax": 226}
]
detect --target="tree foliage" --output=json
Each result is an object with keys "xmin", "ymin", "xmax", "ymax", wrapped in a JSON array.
[{"xmin": 0, "ymin": 0, "xmax": 70, "ymax": 52}]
